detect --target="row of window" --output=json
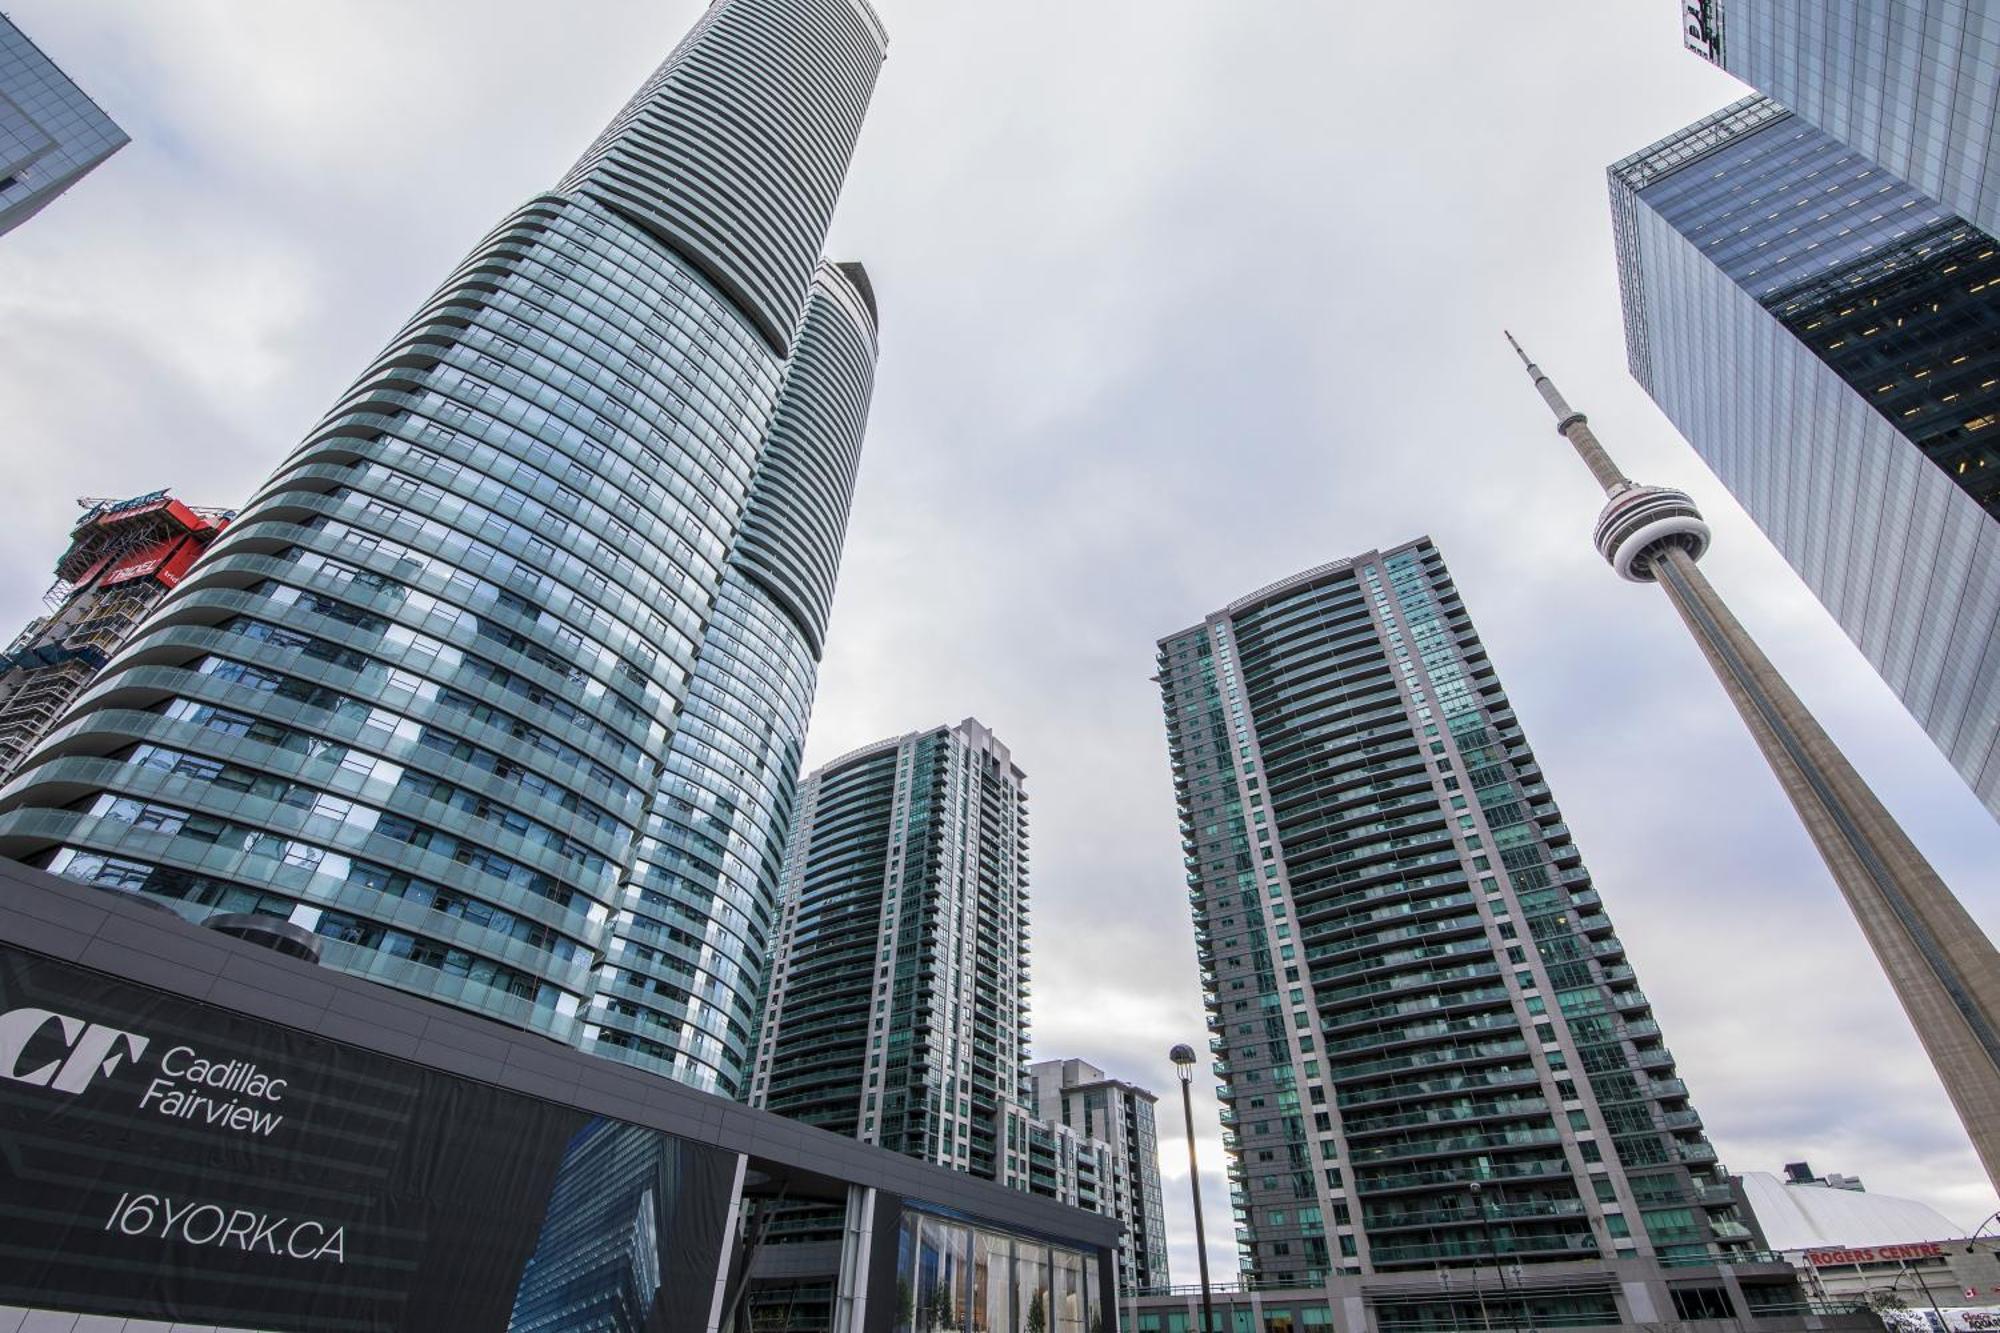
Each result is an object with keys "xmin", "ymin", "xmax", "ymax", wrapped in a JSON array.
[
  {"xmin": 222, "ymin": 616, "xmax": 638, "ymax": 803},
  {"xmin": 156, "ymin": 683, "xmax": 616, "ymax": 866}
]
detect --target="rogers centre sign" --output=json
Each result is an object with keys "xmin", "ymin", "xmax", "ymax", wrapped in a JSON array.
[{"xmin": 1805, "ymin": 1242, "xmax": 1947, "ymax": 1265}]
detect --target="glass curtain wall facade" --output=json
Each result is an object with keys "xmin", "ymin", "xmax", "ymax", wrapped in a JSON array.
[
  {"xmin": 506, "ymin": 1120, "xmax": 680, "ymax": 1333},
  {"xmin": 894, "ymin": 1209, "xmax": 1104, "ymax": 1333},
  {"xmin": 0, "ymin": 0, "xmax": 887, "ymax": 1099},
  {"xmin": 1029, "ymin": 1057, "xmax": 1172, "ymax": 1294},
  {"xmin": 0, "ymin": 14, "xmax": 127, "ymax": 236},
  {"xmin": 752, "ymin": 719, "xmax": 1032, "ymax": 1184},
  {"xmin": 1612, "ymin": 96, "xmax": 2000, "ymax": 820},
  {"xmin": 582, "ymin": 260, "xmax": 878, "ymax": 1095},
  {"xmin": 1684, "ymin": 1, "xmax": 2000, "ymax": 242},
  {"xmin": 1156, "ymin": 539, "xmax": 1748, "ymax": 1288}
]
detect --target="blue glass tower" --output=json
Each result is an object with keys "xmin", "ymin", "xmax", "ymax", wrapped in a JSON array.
[
  {"xmin": 1612, "ymin": 96, "xmax": 2000, "ymax": 822},
  {"xmin": 752, "ymin": 719, "xmax": 1033, "ymax": 1182},
  {"xmin": 507, "ymin": 1118, "xmax": 734, "ymax": 1333},
  {"xmin": 1683, "ymin": 1, "xmax": 2000, "ymax": 243},
  {"xmin": 1157, "ymin": 541, "xmax": 1749, "ymax": 1293},
  {"xmin": 0, "ymin": 14, "xmax": 127, "ymax": 236},
  {"xmin": 0, "ymin": 0, "xmax": 887, "ymax": 1098}
]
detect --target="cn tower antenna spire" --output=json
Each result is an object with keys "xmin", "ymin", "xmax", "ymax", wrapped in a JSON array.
[
  {"xmin": 1505, "ymin": 332, "xmax": 1629, "ymax": 491},
  {"xmin": 1507, "ymin": 331, "xmax": 2000, "ymax": 1193}
]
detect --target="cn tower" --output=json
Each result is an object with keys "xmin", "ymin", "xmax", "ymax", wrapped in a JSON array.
[{"xmin": 1507, "ymin": 333, "xmax": 2000, "ymax": 1193}]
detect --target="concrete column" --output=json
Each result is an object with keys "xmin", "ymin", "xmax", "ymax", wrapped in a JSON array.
[
  {"xmin": 1619, "ymin": 1277, "xmax": 1661, "ymax": 1323},
  {"xmin": 832, "ymin": 1185, "xmax": 878, "ymax": 1333},
  {"xmin": 1650, "ymin": 544, "xmax": 2000, "ymax": 1190},
  {"xmin": 706, "ymin": 1154, "xmax": 751, "ymax": 1333}
]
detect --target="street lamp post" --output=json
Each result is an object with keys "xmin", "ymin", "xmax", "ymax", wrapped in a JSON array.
[
  {"xmin": 1170, "ymin": 1044, "xmax": 1218, "ymax": 1333},
  {"xmin": 1898, "ymin": 1258, "xmax": 1949, "ymax": 1326},
  {"xmin": 1467, "ymin": 1181, "xmax": 1521, "ymax": 1333},
  {"xmin": 1967, "ymin": 1209, "xmax": 2000, "ymax": 1250},
  {"xmin": 1437, "ymin": 1265, "xmax": 1466, "ymax": 1332},
  {"xmin": 1873, "ymin": 1260, "xmax": 1949, "ymax": 1327},
  {"xmin": 1465, "ymin": 1253, "xmax": 1492, "ymax": 1333}
]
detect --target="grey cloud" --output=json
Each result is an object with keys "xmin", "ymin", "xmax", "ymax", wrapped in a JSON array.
[{"xmin": 2, "ymin": 0, "xmax": 1995, "ymax": 1284}]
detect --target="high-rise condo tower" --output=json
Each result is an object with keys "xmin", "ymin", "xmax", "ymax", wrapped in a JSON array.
[
  {"xmin": 751, "ymin": 719, "xmax": 1033, "ymax": 1183},
  {"xmin": 1508, "ymin": 335, "xmax": 2000, "ymax": 1194},
  {"xmin": 585, "ymin": 257, "xmax": 878, "ymax": 1091},
  {"xmin": 0, "ymin": 0, "xmax": 887, "ymax": 1100},
  {"xmin": 1157, "ymin": 539, "xmax": 1753, "ymax": 1300},
  {"xmin": 1030, "ymin": 1057, "xmax": 1172, "ymax": 1294},
  {"xmin": 0, "ymin": 493, "xmax": 229, "ymax": 780}
]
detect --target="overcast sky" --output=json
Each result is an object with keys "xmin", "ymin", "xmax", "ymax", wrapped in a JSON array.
[{"xmin": 4, "ymin": 0, "xmax": 1998, "ymax": 1284}]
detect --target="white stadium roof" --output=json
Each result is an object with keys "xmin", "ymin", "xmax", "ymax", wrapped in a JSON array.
[{"xmin": 1739, "ymin": 1172, "xmax": 1965, "ymax": 1252}]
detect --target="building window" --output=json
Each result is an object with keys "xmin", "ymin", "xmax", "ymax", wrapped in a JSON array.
[{"xmin": 1670, "ymin": 1288, "xmax": 1732, "ymax": 1320}]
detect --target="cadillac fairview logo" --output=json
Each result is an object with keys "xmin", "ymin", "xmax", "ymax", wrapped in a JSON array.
[
  {"xmin": 0, "ymin": 1005, "xmax": 288, "ymax": 1137},
  {"xmin": 1, "ymin": 1005, "xmax": 344, "ymax": 1266},
  {"xmin": 0, "ymin": 1007, "xmax": 148, "ymax": 1094}
]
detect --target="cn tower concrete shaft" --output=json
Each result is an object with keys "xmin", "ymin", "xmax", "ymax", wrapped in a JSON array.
[{"xmin": 1509, "ymin": 334, "xmax": 2000, "ymax": 1194}]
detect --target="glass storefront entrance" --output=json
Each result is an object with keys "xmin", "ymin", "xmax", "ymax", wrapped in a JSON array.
[{"xmin": 897, "ymin": 1210, "xmax": 1103, "ymax": 1333}]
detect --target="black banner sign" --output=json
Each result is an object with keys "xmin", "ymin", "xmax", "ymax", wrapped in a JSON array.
[{"xmin": 0, "ymin": 946, "xmax": 732, "ymax": 1332}]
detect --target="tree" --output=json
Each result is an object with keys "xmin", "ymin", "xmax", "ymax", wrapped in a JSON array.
[
  {"xmin": 1026, "ymin": 1291, "xmax": 1047, "ymax": 1333},
  {"xmin": 929, "ymin": 1282, "xmax": 958, "ymax": 1332}
]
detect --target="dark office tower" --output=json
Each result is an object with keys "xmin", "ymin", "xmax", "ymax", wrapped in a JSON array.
[
  {"xmin": 1611, "ymin": 95, "xmax": 2000, "ymax": 821},
  {"xmin": 581, "ymin": 260, "xmax": 877, "ymax": 1095},
  {"xmin": 0, "ymin": 14, "xmax": 127, "ymax": 237},
  {"xmin": 1157, "ymin": 542, "xmax": 1750, "ymax": 1290},
  {"xmin": 0, "ymin": 0, "xmax": 887, "ymax": 1099},
  {"xmin": 750, "ymin": 720, "xmax": 1032, "ymax": 1185},
  {"xmin": 1509, "ymin": 336, "xmax": 2000, "ymax": 1197},
  {"xmin": 1681, "ymin": 1, "xmax": 2000, "ymax": 242}
]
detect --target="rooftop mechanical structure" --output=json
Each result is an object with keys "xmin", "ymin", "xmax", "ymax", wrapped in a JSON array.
[
  {"xmin": 0, "ymin": 492, "xmax": 229, "ymax": 780},
  {"xmin": 1508, "ymin": 332, "xmax": 2000, "ymax": 1195}
]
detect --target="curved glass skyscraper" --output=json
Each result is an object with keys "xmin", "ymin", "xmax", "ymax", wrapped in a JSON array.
[
  {"xmin": 585, "ymin": 261, "xmax": 879, "ymax": 1094},
  {"xmin": 0, "ymin": 0, "xmax": 887, "ymax": 1098}
]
